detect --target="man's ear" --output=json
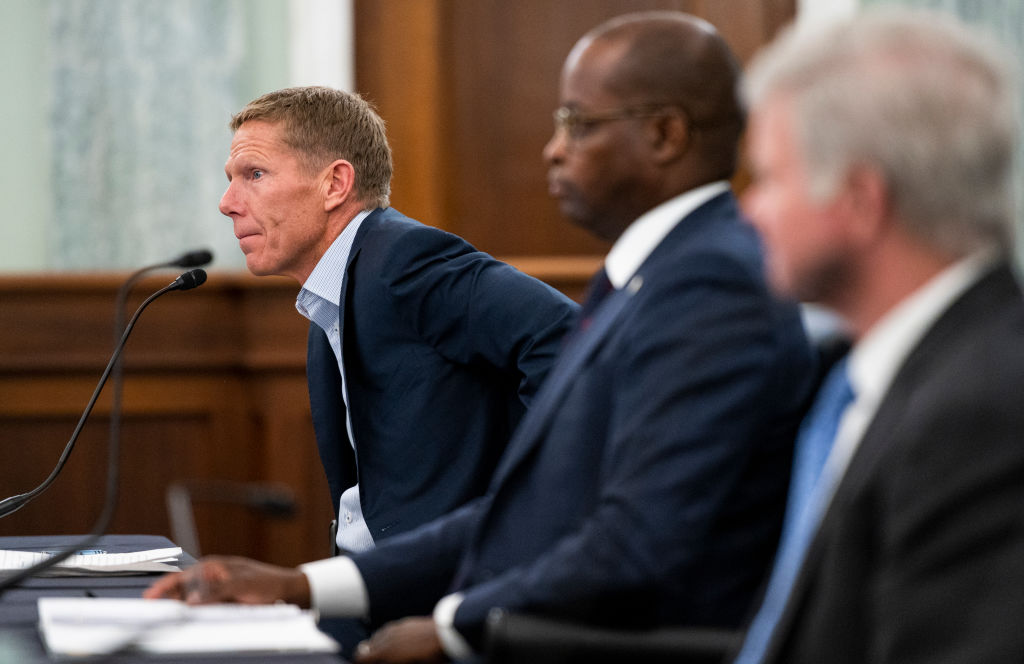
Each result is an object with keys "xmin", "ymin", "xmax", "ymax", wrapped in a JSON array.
[
  {"xmin": 323, "ymin": 159, "xmax": 357, "ymax": 212},
  {"xmin": 648, "ymin": 108, "xmax": 690, "ymax": 164},
  {"xmin": 841, "ymin": 165, "xmax": 890, "ymax": 246}
]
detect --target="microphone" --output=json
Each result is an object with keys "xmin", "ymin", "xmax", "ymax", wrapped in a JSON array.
[
  {"xmin": 115, "ymin": 249, "xmax": 213, "ymax": 339},
  {"xmin": 120, "ymin": 248, "xmax": 212, "ymax": 286},
  {"xmin": 166, "ymin": 480, "xmax": 296, "ymax": 557},
  {"xmin": 169, "ymin": 268, "xmax": 208, "ymax": 292},
  {"xmin": 0, "ymin": 269, "xmax": 208, "ymax": 593},
  {"xmin": 172, "ymin": 249, "xmax": 214, "ymax": 268}
]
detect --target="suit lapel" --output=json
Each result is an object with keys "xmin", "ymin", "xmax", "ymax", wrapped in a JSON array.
[
  {"xmin": 307, "ymin": 325, "xmax": 353, "ymax": 511},
  {"xmin": 337, "ymin": 219, "xmax": 369, "ymax": 344},
  {"xmin": 829, "ymin": 264, "xmax": 1018, "ymax": 508},
  {"xmin": 489, "ymin": 193, "xmax": 737, "ymax": 488},
  {"xmin": 337, "ymin": 208, "xmax": 384, "ymax": 344}
]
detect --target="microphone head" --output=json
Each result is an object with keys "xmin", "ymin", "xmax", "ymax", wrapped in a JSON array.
[
  {"xmin": 173, "ymin": 249, "xmax": 214, "ymax": 268},
  {"xmin": 170, "ymin": 268, "xmax": 208, "ymax": 292}
]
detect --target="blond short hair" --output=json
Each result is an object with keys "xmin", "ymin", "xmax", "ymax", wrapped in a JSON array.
[{"xmin": 231, "ymin": 86, "xmax": 393, "ymax": 209}]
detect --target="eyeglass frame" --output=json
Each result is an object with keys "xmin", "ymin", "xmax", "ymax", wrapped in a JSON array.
[{"xmin": 551, "ymin": 104, "xmax": 729, "ymax": 142}]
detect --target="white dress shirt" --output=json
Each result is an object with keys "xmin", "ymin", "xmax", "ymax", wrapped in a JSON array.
[
  {"xmin": 818, "ymin": 250, "xmax": 998, "ymax": 513},
  {"xmin": 603, "ymin": 181, "xmax": 729, "ymax": 288}
]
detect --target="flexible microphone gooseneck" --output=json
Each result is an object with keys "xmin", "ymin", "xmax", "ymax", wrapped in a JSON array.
[
  {"xmin": 112, "ymin": 251, "xmax": 213, "ymax": 426},
  {"xmin": 0, "ymin": 269, "xmax": 207, "ymax": 594},
  {"xmin": 114, "ymin": 249, "xmax": 213, "ymax": 340},
  {"xmin": 0, "ymin": 251, "xmax": 211, "ymax": 521},
  {"xmin": 108, "ymin": 250, "xmax": 213, "ymax": 516},
  {"xmin": 0, "ymin": 268, "xmax": 208, "ymax": 519}
]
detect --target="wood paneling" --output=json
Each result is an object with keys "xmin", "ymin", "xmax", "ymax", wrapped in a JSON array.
[
  {"xmin": 355, "ymin": 0, "xmax": 796, "ymax": 258},
  {"xmin": 355, "ymin": 0, "xmax": 450, "ymax": 234},
  {"xmin": 0, "ymin": 271, "xmax": 329, "ymax": 566},
  {"xmin": 0, "ymin": 261, "xmax": 593, "ymax": 566}
]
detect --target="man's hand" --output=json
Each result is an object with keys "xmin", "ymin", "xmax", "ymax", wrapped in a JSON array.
[
  {"xmin": 354, "ymin": 617, "xmax": 447, "ymax": 664},
  {"xmin": 142, "ymin": 555, "xmax": 311, "ymax": 607}
]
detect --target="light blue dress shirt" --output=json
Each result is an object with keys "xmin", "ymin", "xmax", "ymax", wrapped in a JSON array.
[{"xmin": 295, "ymin": 209, "xmax": 374, "ymax": 554}]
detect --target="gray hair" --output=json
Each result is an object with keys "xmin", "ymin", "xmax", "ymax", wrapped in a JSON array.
[{"xmin": 742, "ymin": 8, "xmax": 1019, "ymax": 257}]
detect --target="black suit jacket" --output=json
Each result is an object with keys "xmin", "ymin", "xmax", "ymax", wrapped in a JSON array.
[
  {"xmin": 353, "ymin": 192, "xmax": 816, "ymax": 645},
  {"xmin": 307, "ymin": 207, "xmax": 578, "ymax": 542},
  {"xmin": 763, "ymin": 263, "xmax": 1024, "ymax": 663}
]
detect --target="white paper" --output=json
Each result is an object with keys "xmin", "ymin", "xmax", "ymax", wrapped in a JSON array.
[
  {"xmin": 0, "ymin": 547, "xmax": 182, "ymax": 576},
  {"xmin": 38, "ymin": 598, "xmax": 339, "ymax": 656}
]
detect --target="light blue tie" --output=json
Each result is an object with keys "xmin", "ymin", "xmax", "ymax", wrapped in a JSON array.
[{"xmin": 733, "ymin": 357, "xmax": 855, "ymax": 664}]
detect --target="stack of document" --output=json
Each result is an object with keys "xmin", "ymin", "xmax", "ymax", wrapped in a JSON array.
[
  {"xmin": 38, "ymin": 598, "xmax": 339, "ymax": 657},
  {"xmin": 0, "ymin": 547, "xmax": 182, "ymax": 576}
]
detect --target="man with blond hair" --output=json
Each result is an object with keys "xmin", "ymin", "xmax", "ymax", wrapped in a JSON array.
[{"xmin": 217, "ymin": 85, "xmax": 577, "ymax": 651}]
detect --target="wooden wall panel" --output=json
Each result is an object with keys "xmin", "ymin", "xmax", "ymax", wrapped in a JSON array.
[
  {"xmin": 0, "ymin": 272, "xmax": 332, "ymax": 565},
  {"xmin": 355, "ymin": 0, "xmax": 796, "ymax": 259},
  {"xmin": 0, "ymin": 262, "xmax": 591, "ymax": 566},
  {"xmin": 354, "ymin": 0, "xmax": 450, "ymax": 235}
]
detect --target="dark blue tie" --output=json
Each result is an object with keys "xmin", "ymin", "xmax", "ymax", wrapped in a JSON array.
[
  {"xmin": 733, "ymin": 357, "xmax": 855, "ymax": 664},
  {"xmin": 576, "ymin": 267, "xmax": 614, "ymax": 334}
]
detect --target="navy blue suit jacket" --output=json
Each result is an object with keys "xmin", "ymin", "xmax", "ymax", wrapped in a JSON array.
[
  {"xmin": 353, "ymin": 192, "xmax": 816, "ymax": 643},
  {"xmin": 306, "ymin": 207, "xmax": 578, "ymax": 543}
]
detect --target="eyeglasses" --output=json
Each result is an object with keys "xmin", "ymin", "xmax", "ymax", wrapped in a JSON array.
[{"xmin": 552, "ymin": 105, "xmax": 670, "ymax": 141}]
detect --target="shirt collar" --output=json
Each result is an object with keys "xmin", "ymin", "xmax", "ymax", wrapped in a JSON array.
[
  {"xmin": 296, "ymin": 209, "xmax": 372, "ymax": 317},
  {"xmin": 849, "ymin": 249, "xmax": 999, "ymax": 407},
  {"xmin": 604, "ymin": 181, "xmax": 730, "ymax": 288}
]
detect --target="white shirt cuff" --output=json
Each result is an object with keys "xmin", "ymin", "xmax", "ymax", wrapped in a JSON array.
[
  {"xmin": 298, "ymin": 556, "xmax": 369, "ymax": 618},
  {"xmin": 433, "ymin": 592, "xmax": 475, "ymax": 660}
]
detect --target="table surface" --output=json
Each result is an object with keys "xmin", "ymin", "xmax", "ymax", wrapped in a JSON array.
[{"xmin": 0, "ymin": 535, "xmax": 346, "ymax": 663}]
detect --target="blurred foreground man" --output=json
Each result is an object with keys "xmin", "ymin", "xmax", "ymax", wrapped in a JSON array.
[
  {"xmin": 149, "ymin": 12, "xmax": 815, "ymax": 662},
  {"xmin": 734, "ymin": 9, "xmax": 1024, "ymax": 664}
]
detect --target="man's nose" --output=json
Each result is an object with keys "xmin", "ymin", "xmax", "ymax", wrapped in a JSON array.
[
  {"xmin": 219, "ymin": 183, "xmax": 239, "ymax": 217},
  {"xmin": 543, "ymin": 129, "xmax": 568, "ymax": 165}
]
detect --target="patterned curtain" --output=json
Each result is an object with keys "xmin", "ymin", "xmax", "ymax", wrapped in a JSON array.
[{"xmin": 49, "ymin": 0, "xmax": 246, "ymax": 269}]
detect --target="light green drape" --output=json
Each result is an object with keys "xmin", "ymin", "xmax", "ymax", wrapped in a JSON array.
[{"xmin": 1, "ymin": 0, "xmax": 289, "ymax": 271}]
